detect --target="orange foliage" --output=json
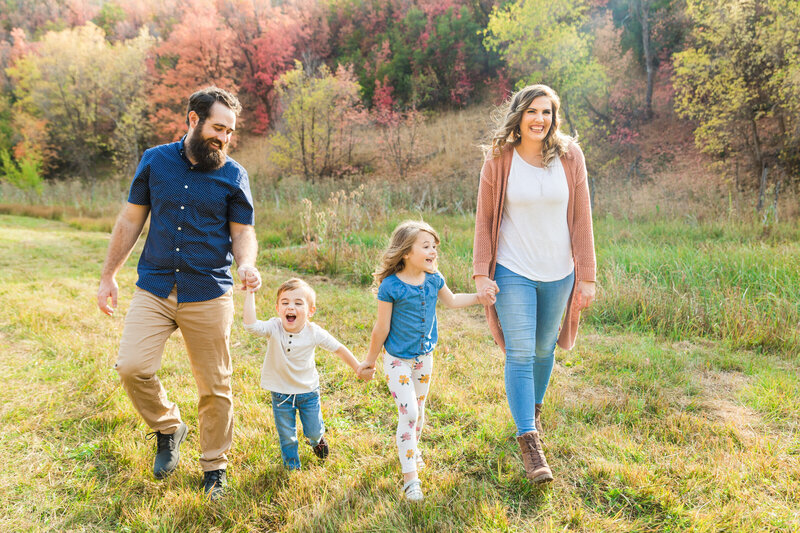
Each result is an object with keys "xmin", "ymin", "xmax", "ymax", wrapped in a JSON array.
[{"xmin": 148, "ymin": 0, "xmax": 238, "ymax": 141}]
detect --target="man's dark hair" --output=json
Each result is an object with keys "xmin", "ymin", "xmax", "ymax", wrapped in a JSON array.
[{"xmin": 185, "ymin": 87, "xmax": 242, "ymax": 126}]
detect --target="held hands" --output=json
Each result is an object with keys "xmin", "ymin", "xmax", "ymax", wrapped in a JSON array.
[
  {"xmin": 573, "ymin": 280, "xmax": 596, "ymax": 311},
  {"xmin": 476, "ymin": 285, "xmax": 497, "ymax": 306},
  {"xmin": 356, "ymin": 361, "xmax": 376, "ymax": 381},
  {"xmin": 475, "ymin": 276, "xmax": 499, "ymax": 306},
  {"xmin": 237, "ymin": 265, "xmax": 262, "ymax": 292}
]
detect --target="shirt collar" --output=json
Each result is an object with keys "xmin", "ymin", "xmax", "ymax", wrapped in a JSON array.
[{"xmin": 178, "ymin": 135, "xmax": 194, "ymax": 168}]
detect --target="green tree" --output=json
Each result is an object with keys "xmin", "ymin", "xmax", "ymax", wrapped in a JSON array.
[
  {"xmin": 673, "ymin": 0, "xmax": 800, "ymax": 187},
  {"xmin": 7, "ymin": 23, "xmax": 154, "ymax": 178},
  {"xmin": 0, "ymin": 147, "xmax": 41, "ymax": 193},
  {"xmin": 269, "ymin": 62, "xmax": 365, "ymax": 180},
  {"xmin": 483, "ymin": 0, "xmax": 606, "ymax": 136}
]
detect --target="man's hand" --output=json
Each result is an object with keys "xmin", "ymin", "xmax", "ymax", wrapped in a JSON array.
[
  {"xmin": 97, "ymin": 276, "xmax": 119, "ymax": 316},
  {"xmin": 96, "ymin": 202, "xmax": 149, "ymax": 317},
  {"xmin": 237, "ymin": 265, "xmax": 261, "ymax": 292}
]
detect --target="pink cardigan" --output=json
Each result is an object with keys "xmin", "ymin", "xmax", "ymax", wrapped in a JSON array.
[{"xmin": 473, "ymin": 142, "xmax": 596, "ymax": 351}]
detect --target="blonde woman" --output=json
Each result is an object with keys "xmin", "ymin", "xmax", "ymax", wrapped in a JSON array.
[
  {"xmin": 358, "ymin": 220, "xmax": 493, "ymax": 501},
  {"xmin": 473, "ymin": 84, "xmax": 596, "ymax": 483}
]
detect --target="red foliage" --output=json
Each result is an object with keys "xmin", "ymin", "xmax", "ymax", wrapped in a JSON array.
[
  {"xmin": 219, "ymin": 0, "xmax": 302, "ymax": 134},
  {"xmin": 373, "ymin": 76, "xmax": 396, "ymax": 124},
  {"xmin": 147, "ymin": 0, "xmax": 238, "ymax": 141},
  {"xmin": 448, "ymin": 46, "xmax": 472, "ymax": 106},
  {"xmin": 416, "ymin": 0, "xmax": 462, "ymax": 19}
]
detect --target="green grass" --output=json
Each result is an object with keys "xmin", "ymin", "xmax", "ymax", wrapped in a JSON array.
[{"xmin": 2, "ymin": 212, "xmax": 799, "ymax": 532}]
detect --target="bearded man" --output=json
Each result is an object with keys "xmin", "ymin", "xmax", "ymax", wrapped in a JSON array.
[{"xmin": 97, "ymin": 87, "xmax": 260, "ymax": 500}]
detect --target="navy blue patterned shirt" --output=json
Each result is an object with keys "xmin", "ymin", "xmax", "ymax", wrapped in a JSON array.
[
  {"xmin": 128, "ymin": 137, "xmax": 254, "ymax": 303},
  {"xmin": 377, "ymin": 271, "xmax": 446, "ymax": 358}
]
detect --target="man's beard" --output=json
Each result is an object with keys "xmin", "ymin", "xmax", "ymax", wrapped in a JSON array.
[{"xmin": 187, "ymin": 127, "xmax": 228, "ymax": 171}]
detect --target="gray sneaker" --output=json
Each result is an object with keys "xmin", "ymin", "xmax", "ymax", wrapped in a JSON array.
[{"xmin": 147, "ymin": 422, "xmax": 188, "ymax": 479}]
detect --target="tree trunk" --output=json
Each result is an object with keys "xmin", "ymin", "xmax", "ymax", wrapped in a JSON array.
[
  {"xmin": 639, "ymin": 0, "xmax": 654, "ymax": 120},
  {"xmin": 756, "ymin": 165, "xmax": 768, "ymax": 212}
]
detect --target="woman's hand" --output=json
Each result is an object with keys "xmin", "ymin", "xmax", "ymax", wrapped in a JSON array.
[
  {"xmin": 474, "ymin": 275, "xmax": 499, "ymax": 306},
  {"xmin": 573, "ymin": 280, "xmax": 596, "ymax": 311}
]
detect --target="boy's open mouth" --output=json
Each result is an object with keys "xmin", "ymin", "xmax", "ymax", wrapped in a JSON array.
[{"xmin": 286, "ymin": 314, "xmax": 296, "ymax": 323}]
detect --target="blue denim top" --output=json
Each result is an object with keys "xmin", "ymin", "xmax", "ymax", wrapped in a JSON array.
[
  {"xmin": 128, "ymin": 137, "xmax": 254, "ymax": 303},
  {"xmin": 377, "ymin": 271, "xmax": 445, "ymax": 358}
]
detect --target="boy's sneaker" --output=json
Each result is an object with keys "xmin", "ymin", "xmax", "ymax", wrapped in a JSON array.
[
  {"xmin": 147, "ymin": 422, "xmax": 188, "ymax": 479},
  {"xmin": 403, "ymin": 479, "xmax": 424, "ymax": 502},
  {"xmin": 312, "ymin": 435, "xmax": 329, "ymax": 459},
  {"xmin": 203, "ymin": 469, "xmax": 227, "ymax": 501}
]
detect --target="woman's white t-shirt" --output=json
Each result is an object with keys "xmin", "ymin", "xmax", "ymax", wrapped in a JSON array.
[{"xmin": 495, "ymin": 149, "xmax": 574, "ymax": 282}]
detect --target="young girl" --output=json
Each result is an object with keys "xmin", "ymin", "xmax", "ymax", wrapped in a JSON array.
[{"xmin": 357, "ymin": 220, "xmax": 495, "ymax": 501}]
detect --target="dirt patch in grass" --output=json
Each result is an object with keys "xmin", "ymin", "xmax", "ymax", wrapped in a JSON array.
[{"xmin": 697, "ymin": 370, "xmax": 760, "ymax": 439}]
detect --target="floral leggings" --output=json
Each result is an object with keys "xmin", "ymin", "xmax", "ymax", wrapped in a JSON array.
[{"xmin": 384, "ymin": 352, "xmax": 434, "ymax": 474}]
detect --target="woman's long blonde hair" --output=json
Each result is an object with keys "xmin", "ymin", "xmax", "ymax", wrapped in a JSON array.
[
  {"xmin": 373, "ymin": 220, "xmax": 440, "ymax": 289},
  {"xmin": 486, "ymin": 84, "xmax": 575, "ymax": 167}
]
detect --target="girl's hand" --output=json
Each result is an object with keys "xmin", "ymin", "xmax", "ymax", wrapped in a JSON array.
[
  {"xmin": 573, "ymin": 280, "xmax": 596, "ymax": 311},
  {"xmin": 356, "ymin": 361, "xmax": 376, "ymax": 381}
]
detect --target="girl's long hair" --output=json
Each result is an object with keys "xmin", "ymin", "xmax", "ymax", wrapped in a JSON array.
[
  {"xmin": 485, "ymin": 84, "xmax": 575, "ymax": 167},
  {"xmin": 372, "ymin": 220, "xmax": 440, "ymax": 290}
]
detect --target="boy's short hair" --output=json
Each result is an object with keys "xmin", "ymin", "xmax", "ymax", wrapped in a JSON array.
[{"xmin": 276, "ymin": 278, "xmax": 316, "ymax": 307}]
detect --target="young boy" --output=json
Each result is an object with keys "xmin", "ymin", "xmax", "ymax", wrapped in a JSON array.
[{"xmin": 243, "ymin": 277, "xmax": 370, "ymax": 469}]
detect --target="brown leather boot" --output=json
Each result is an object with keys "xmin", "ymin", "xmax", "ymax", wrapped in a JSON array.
[{"xmin": 517, "ymin": 431, "xmax": 553, "ymax": 483}]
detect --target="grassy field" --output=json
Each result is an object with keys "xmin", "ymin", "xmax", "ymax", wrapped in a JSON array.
[{"xmin": 1, "ymin": 211, "xmax": 799, "ymax": 532}]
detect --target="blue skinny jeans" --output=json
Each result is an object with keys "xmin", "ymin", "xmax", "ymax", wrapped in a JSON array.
[{"xmin": 493, "ymin": 263, "xmax": 574, "ymax": 436}]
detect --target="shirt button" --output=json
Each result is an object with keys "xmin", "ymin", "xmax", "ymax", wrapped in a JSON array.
[
  {"xmin": 184, "ymin": 185, "xmax": 188, "ymax": 189},
  {"xmin": 175, "ymin": 269, "xmax": 180, "ymax": 272},
  {"xmin": 287, "ymin": 348, "xmax": 291, "ymax": 352},
  {"xmin": 178, "ymin": 227, "xmax": 182, "ymax": 231},
  {"xmin": 175, "ymin": 248, "xmax": 180, "ymax": 251},
  {"xmin": 180, "ymin": 206, "xmax": 185, "ymax": 210}
]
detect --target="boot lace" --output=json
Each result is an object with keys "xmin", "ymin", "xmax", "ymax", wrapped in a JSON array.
[
  {"xmin": 146, "ymin": 431, "xmax": 175, "ymax": 454},
  {"xmin": 205, "ymin": 469, "xmax": 224, "ymax": 486},
  {"xmin": 523, "ymin": 434, "xmax": 546, "ymax": 468}
]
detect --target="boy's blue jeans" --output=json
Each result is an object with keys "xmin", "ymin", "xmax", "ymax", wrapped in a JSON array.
[
  {"xmin": 493, "ymin": 264, "xmax": 574, "ymax": 436},
  {"xmin": 271, "ymin": 389, "xmax": 325, "ymax": 469}
]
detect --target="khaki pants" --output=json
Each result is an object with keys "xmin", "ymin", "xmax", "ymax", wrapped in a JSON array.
[{"xmin": 115, "ymin": 287, "xmax": 234, "ymax": 472}]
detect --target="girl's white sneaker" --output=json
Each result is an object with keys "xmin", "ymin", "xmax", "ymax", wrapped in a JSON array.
[{"xmin": 403, "ymin": 479, "xmax": 424, "ymax": 502}]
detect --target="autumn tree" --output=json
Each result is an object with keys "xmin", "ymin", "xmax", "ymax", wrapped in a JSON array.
[
  {"xmin": 269, "ymin": 62, "xmax": 365, "ymax": 180},
  {"xmin": 147, "ymin": 0, "xmax": 238, "ymax": 141},
  {"xmin": 483, "ymin": 0, "xmax": 606, "ymax": 137},
  {"xmin": 371, "ymin": 77, "xmax": 423, "ymax": 179},
  {"xmin": 608, "ymin": 0, "xmax": 687, "ymax": 119},
  {"xmin": 673, "ymin": 0, "xmax": 800, "ymax": 188},
  {"xmin": 218, "ymin": 0, "xmax": 304, "ymax": 134},
  {"xmin": 7, "ymin": 23, "xmax": 154, "ymax": 178},
  {"xmin": 326, "ymin": 0, "xmax": 498, "ymax": 108}
]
